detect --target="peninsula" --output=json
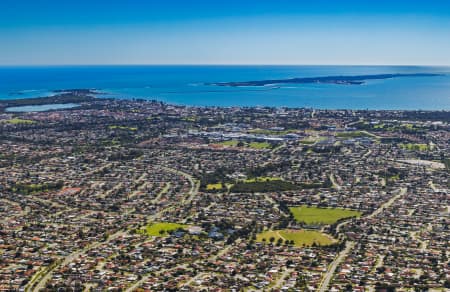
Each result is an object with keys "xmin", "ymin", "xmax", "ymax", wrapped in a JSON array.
[{"xmin": 0, "ymin": 89, "xmax": 102, "ymax": 112}]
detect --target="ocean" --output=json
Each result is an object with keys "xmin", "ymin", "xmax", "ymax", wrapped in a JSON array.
[{"xmin": 0, "ymin": 65, "xmax": 449, "ymax": 110}]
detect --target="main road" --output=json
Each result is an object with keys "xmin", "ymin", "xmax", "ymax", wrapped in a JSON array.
[
  {"xmin": 318, "ymin": 241, "xmax": 355, "ymax": 292},
  {"xmin": 319, "ymin": 187, "xmax": 407, "ymax": 292}
]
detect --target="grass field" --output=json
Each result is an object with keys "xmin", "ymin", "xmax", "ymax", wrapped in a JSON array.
[
  {"xmin": 300, "ymin": 135, "xmax": 328, "ymax": 144},
  {"xmin": 256, "ymin": 229, "xmax": 335, "ymax": 247},
  {"xmin": 336, "ymin": 131, "xmax": 373, "ymax": 138},
  {"xmin": 206, "ymin": 183, "xmax": 223, "ymax": 190},
  {"xmin": 181, "ymin": 117, "xmax": 197, "ymax": 122},
  {"xmin": 138, "ymin": 222, "xmax": 187, "ymax": 237},
  {"xmin": 218, "ymin": 140, "xmax": 272, "ymax": 149},
  {"xmin": 289, "ymin": 205, "xmax": 362, "ymax": 225},
  {"xmin": 109, "ymin": 125, "xmax": 137, "ymax": 131},
  {"xmin": 399, "ymin": 143, "xmax": 429, "ymax": 151},
  {"xmin": 5, "ymin": 118, "xmax": 36, "ymax": 124},
  {"xmin": 248, "ymin": 141, "xmax": 272, "ymax": 149},
  {"xmin": 219, "ymin": 140, "xmax": 239, "ymax": 147},
  {"xmin": 206, "ymin": 183, "xmax": 233, "ymax": 191},
  {"xmin": 242, "ymin": 176, "xmax": 281, "ymax": 183}
]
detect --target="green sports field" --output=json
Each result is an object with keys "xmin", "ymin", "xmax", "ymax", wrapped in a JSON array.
[
  {"xmin": 256, "ymin": 229, "xmax": 335, "ymax": 247},
  {"xmin": 4, "ymin": 118, "xmax": 36, "ymax": 124},
  {"xmin": 138, "ymin": 222, "xmax": 187, "ymax": 237},
  {"xmin": 289, "ymin": 205, "xmax": 361, "ymax": 225}
]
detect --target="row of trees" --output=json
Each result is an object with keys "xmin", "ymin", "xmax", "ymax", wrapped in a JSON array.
[
  {"xmin": 10, "ymin": 180, "xmax": 64, "ymax": 195},
  {"xmin": 230, "ymin": 180, "xmax": 299, "ymax": 193}
]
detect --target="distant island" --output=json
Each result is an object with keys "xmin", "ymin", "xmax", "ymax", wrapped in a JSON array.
[{"xmin": 209, "ymin": 73, "xmax": 442, "ymax": 87}]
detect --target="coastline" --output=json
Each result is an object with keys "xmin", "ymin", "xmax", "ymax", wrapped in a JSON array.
[
  {"xmin": 1, "ymin": 89, "xmax": 449, "ymax": 116},
  {"xmin": 0, "ymin": 66, "xmax": 449, "ymax": 110}
]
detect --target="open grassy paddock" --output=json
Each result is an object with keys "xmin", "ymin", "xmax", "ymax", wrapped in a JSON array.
[
  {"xmin": 218, "ymin": 140, "xmax": 239, "ymax": 147},
  {"xmin": 138, "ymin": 222, "xmax": 187, "ymax": 237},
  {"xmin": 206, "ymin": 183, "xmax": 224, "ymax": 190},
  {"xmin": 399, "ymin": 143, "xmax": 429, "ymax": 151},
  {"xmin": 289, "ymin": 205, "xmax": 362, "ymax": 225},
  {"xmin": 109, "ymin": 125, "xmax": 137, "ymax": 131},
  {"xmin": 217, "ymin": 140, "xmax": 273, "ymax": 149},
  {"xmin": 256, "ymin": 229, "xmax": 335, "ymax": 247},
  {"xmin": 248, "ymin": 141, "xmax": 272, "ymax": 149},
  {"xmin": 4, "ymin": 118, "xmax": 36, "ymax": 124}
]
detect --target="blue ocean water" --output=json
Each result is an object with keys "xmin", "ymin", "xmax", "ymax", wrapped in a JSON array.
[{"xmin": 0, "ymin": 65, "xmax": 449, "ymax": 110}]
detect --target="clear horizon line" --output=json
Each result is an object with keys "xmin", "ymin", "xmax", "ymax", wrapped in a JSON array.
[{"xmin": 1, "ymin": 63, "xmax": 450, "ymax": 67}]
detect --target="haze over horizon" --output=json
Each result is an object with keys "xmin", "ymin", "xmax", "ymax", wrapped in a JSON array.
[{"xmin": 1, "ymin": 0, "xmax": 450, "ymax": 66}]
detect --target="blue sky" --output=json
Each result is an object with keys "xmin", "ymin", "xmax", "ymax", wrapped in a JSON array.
[{"xmin": 1, "ymin": 0, "xmax": 450, "ymax": 65}]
